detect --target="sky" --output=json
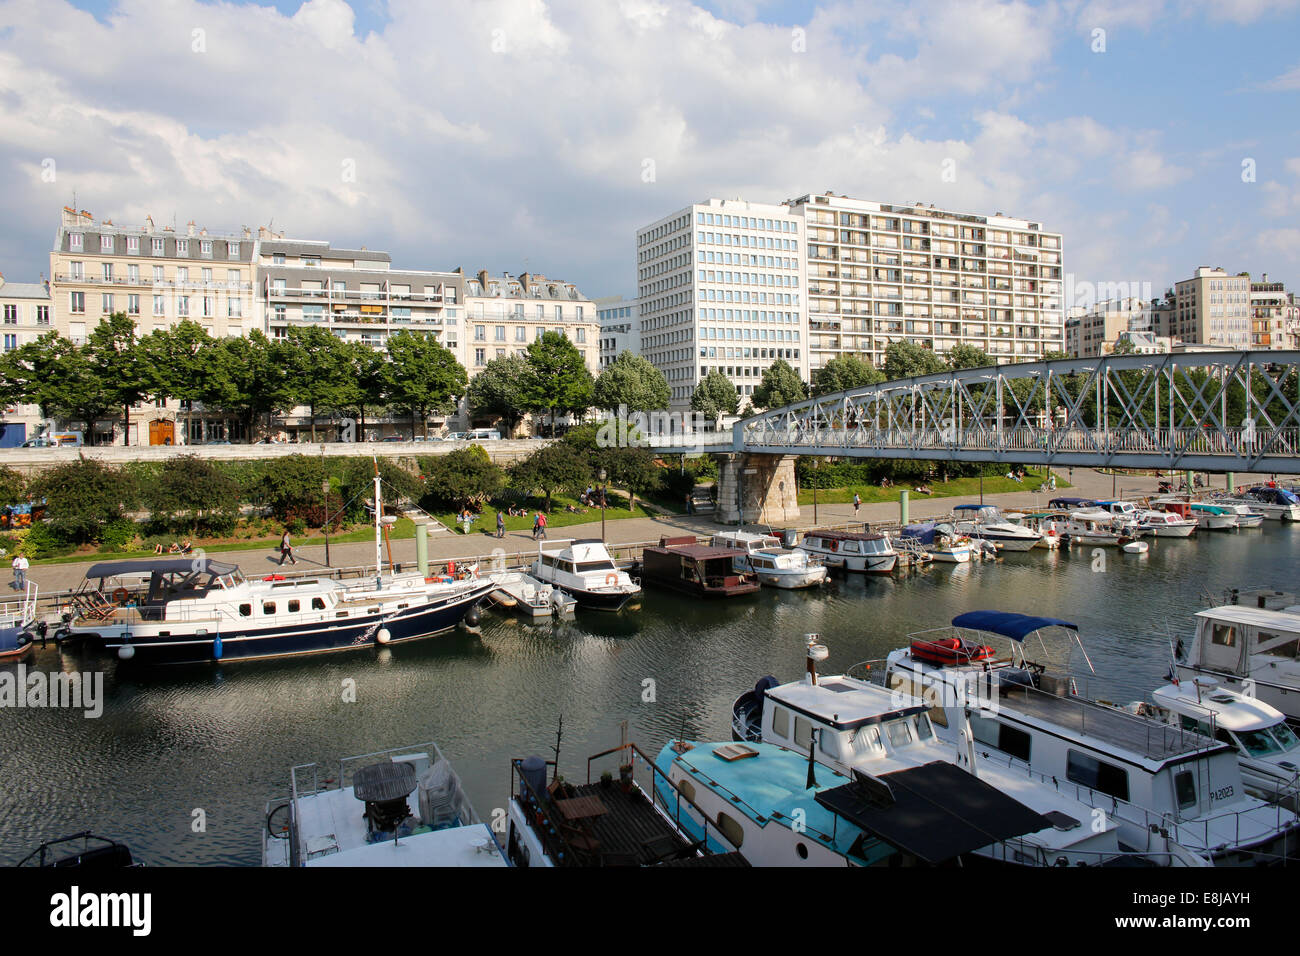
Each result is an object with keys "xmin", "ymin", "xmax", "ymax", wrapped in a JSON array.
[{"xmin": 0, "ymin": 0, "xmax": 1298, "ymax": 308}]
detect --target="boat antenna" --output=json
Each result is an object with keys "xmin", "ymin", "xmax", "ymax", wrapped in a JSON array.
[{"xmin": 551, "ymin": 714, "xmax": 563, "ymax": 783}]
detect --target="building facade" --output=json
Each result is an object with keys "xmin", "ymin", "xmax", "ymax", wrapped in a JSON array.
[
  {"xmin": 0, "ymin": 273, "xmax": 53, "ymax": 445},
  {"xmin": 1170, "ymin": 266, "xmax": 1252, "ymax": 348},
  {"xmin": 637, "ymin": 198, "xmax": 808, "ymax": 411},
  {"xmin": 1065, "ymin": 297, "xmax": 1151, "ymax": 358},
  {"xmin": 594, "ymin": 295, "xmax": 640, "ymax": 369}
]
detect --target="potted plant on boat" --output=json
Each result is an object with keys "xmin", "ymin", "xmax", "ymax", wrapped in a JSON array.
[
  {"xmin": 618, "ymin": 763, "xmax": 634, "ymax": 793},
  {"xmin": 600, "ymin": 770, "xmax": 613, "ymax": 790}
]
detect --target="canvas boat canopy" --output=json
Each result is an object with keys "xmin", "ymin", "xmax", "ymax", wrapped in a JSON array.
[
  {"xmin": 814, "ymin": 761, "xmax": 1053, "ymax": 865},
  {"xmin": 1048, "ymin": 497, "xmax": 1097, "ymax": 509},
  {"xmin": 83, "ymin": 558, "xmax": 240, "ymax": 579},
  {"xmin": 952, "ymin": 610, "xmax": 1079, "ymax": 642}
]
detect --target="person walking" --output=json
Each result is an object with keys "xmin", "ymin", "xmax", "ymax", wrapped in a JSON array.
[
  {"xmin": 532, "ymin": 513, "xmax": 542, "ymax": 541},
  {"xmin": 496, "ymin": 511, "xmax": 505, "ymax": 538},
  {"xmin": 853, "ymin": 492, "xmax": 861, "ymax": 518},
  {"xmin": 278, "ymin": 530, "xmax": 297, "ymax": 566},
  {"xmin": 536, "ymin": 511, "xmax": 548, "ymax": 540},
  {"xmin": 12, "ymin": 553, "xmax": 28, "ymax": 591}
]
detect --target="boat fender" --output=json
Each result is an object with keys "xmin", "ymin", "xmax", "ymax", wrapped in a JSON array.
[
  {"xmin": 213, "ymin": 636, "xmax": 223, "ymax": 660},
  {"xmin": 118, "ymin": 643, "xmax": 135, "ymax": 661},
  {"xmin": 377, "ymin": 628, "xmax": 391, "ymax": 645},
  {"xmin": 463, "ymin": 603, "xmax": 481, "ymax": 627}
]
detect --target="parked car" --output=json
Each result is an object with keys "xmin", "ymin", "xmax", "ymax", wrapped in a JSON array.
[
  {"xmin": 381, "ymin": 436, "xmax": 406, "ymax": 442},
  {"xmin": 19, "ymin": 437, "xmax": 53, "ymax": 448},
  {"xmin": 468, "ymin": 429, "xmax": 502, "ymax": 441}
]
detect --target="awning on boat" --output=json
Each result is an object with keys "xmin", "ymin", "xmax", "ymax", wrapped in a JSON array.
[
  {"xmin": 951, "ymin": 610, "xmax": 1078, "ymax": 642},
  {"xmin": 815, "ymin": 761, "xmax": 1053, "ymax": 865},
  {"xmin": 1047, "ymin": 497, "xmax": 1096, "ymax": 509},
  {"xmin": 83, "ymin": 558, "xmax": 240, "ymax": 579},
  {"xmin": 900, "ymin": 522, "xmax": 937, "ymax": 545}
]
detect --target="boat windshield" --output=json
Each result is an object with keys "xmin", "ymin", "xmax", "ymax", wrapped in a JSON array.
[
  {"xmin": 575, "ymin": 560, "xmax": 617, "ymax": 573},
  {"xmin": 1270, "ymin": 722, "xmax": 1300, "ymax": 752},
  {"xmin": 1235, "ymin": 727, "xmax": 1286, "ymax": 757}
]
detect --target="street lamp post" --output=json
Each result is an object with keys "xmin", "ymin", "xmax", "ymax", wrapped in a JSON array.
[
  {"xmin": 321, "ymin": 447, "xmax": 331, "ymax": 568},
  {"xmin": 813, "ymin": 458, "xmax": 819, "ymax": 525},
  {"xmin": 599, "ymin": 467, "xmax": 607, "ymax": 542}
]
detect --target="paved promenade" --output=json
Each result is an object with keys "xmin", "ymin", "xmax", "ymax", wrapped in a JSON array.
[{"xmin": 16, "ymin": 466, "xmax": 1230, "ymax": 598}]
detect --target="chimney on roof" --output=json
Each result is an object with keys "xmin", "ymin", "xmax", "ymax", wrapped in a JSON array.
[
  {"xmin": 477, "ymin": 269, "xmax": 489, "ymax": 289},
  {"xmin": 187, "ymin": 221, "xmax": 196, "ymax": 237},
  {"xmin": 243, "ymin": 227, "xmax": 251, "ymax": 239},
  {"xmin": 200, "ymin": 227, "xmax": 208, "ymax": 237},
  {"xmin": 145, "ymin": 215, "xmax": 154, "ymax": 232}
]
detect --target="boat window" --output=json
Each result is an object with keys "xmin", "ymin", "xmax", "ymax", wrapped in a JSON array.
[
  {"xmin": 971, "ymin": 717, "xmax": 1031, "ymax": 761},
  {"xmin": 1258, "ymin": 632, "xmax": 1300, "ymax": 658},
  {"xmin": 928, "ymin": 706, "xmax": 949, "ymax": 728},
  {"xmin": 771, "ymin": 706, "xmax": 790, "ymax": 739},
  {"xmin": 262, "ymin": 602, "xmax": 275, "ymax": 615},
  {"xmin": 915, "ymin": 715, "xmax": 934, "ymax": 741},
  {"xmin": 1270, "ymin": 722, "xmax": 1300, "ymax": 751},
  {"xmin": 1211, "ymin": 624, "xmax": 1237, "ymax": 648},
  {"xmin": 716, "ymin": 811, "xmax": 744, "ymax": 849},
  {"xmin": 794, "ymin": 716, "xmax": 813, "ymax": 750},
  {"xmin": 575, "ymin": 561, "xmax": 616, "ymax": 573},
  {"xmin": 312, "ymin": 598, "xmax": 326, "ymax": 611},
  {"xmin": 818, "ymin": 731, "xmax": 839, "ymax": 758},
  {"xmin": 676, "ymin": 777, "xmax": 696, "ymax": 804},
  {"xmin": 1174, "ymin": 771, "xmax": 1197, "ymax": 810},
  {"xmin": 1235, "ymin": 729, "xmax": 1284, "ymax": 757},
  {"xmin": 288, "ymin": 600, "xmax": 300, "ymax": 613},
  {"xmin": 885, "ymin": 720, "xmax": 913, "ymax": 747},
  {"xmin": 1179, "ymin": 715, "xmax": 1212, "ymax": 736},
  {"xmin": 1066, "ymin": 750, "xmax": 1129, "ymax": 801},
  {"xmin": 239, "ymin": 604, "xmax": 252, "ymax": 617}
]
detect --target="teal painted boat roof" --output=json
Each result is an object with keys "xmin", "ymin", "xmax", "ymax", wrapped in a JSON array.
[{"xmin": 656, "ymin": 741, "xmax": 874, "ymax": 858}]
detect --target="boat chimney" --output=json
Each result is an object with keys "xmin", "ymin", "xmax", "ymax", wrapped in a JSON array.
[{"xmin": 805, "ymin": 634, "xmax": 828, "ymax": 685}]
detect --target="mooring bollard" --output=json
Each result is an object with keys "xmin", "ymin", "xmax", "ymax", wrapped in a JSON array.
[{"xmin": 899, "ymin": 490, "xmax": 909, "ymax": 527}]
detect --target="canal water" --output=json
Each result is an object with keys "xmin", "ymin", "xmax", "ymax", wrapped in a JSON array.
[{"xmin": 3, "ymin": 525, "xmax": 1298, "ymax": 865}]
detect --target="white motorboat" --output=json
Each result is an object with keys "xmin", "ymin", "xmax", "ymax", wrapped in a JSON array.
[
  {"xmin": 1189, "ymin": 503, "xmax": 1242, "ymax": 531},
  {"xmin": 262, "ymin": 741, "xmax": 506, "ymax": 867},
  {"xmin": 1120, "ymin": 677, "xmax": 1300, "ymax": 808},
  {"xmin": 1061, "ymin": 509, "xmax": 1130, "ymax": 546},
  {"xmin": 952, "ymin": 504, "xmax": 1043, "ymax": 552},
  {"xmin": 1122, "ymin": 540, "xmax": 1148, "ymax": 554},
  {"xmin": 711, "ymin": 531, "xmax": 829, "ymax": 589},
  {"xmin": 882, "ymin": 611, "xmax": 1299, "ymax": 865},
  {"xmin": 1005, "ymin": 511, "xmax": 1064, "ymax": 549},
  {"xmin": 1211, "ymin": 501, "xmax": 1266, "ymax": 529},
  {"xmin": 488, "ymin": 570, "xmax": 576, "ymax": 619},
  {"xmin": 1175, "ymin": 589, "xmax": 1300, "ymax": 722},
  {"xmin": 897, "ymin": 521, "xmax": 972, "ymax": 562},
  {"xmin": 796, "ymin": 529, "xmax": 898, "ymax": 574},
  {"xmin": 1137, "ymin": 509, "xmax": 1198, "ymax": 538},
  {"xmin": 1238, "ymin": 486, "xmax": 1300, "ymax": 522},
  {"xmin": 530, "ymin": 538, "xmax": 642, "ymax": 610},
  {"xmin": 726, "ymin": 637, "xmax": 1158, "ymax": 867}
]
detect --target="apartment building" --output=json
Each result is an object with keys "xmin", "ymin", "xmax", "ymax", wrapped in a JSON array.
[
  {"xmin": 259, "ymin": 239, "xmax": 462, "ymax": 350},
  {"xmin": 594, "ymin": 295, "xmax": 640, "ymax": 369},
  {"xmin": 637, "ymin": 198, "xmax": 807, "ymax": 411},
  {"xmin": 463, "ymin": 270, "xmax": 597, "ymax": 374},
  {"xmin": 50, "ymin": 206, "xmax": 257, "ymax": 344},
  {"xmin": 1065, "ymin": 297, "xmax": 1151, "ymax": 358},
  {"xmin": 792, "ymin": 192, "xmax": 1064, "ymax": 371},
  {"xmin": 1170, "ymin": 266, "xmax": 1252, "ymax": 348},
  {"xmin": 0, "ymin": 273, "xmax": 53, "ymax": 445},
  {"xmin": 1249, "ymin": 275, "xmax": 1292, "ymax": 349}
]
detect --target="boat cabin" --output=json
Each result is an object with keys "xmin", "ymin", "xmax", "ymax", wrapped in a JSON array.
[{"xmin": 641, "ymin": 536, "xmax": 758, "ymax": 597}]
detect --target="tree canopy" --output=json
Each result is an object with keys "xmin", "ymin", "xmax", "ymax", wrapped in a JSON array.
[
  {"xmin": 592, "ymin": 350, "xmax": 671, "ymax": 412},
  {"xmin": 690, "ymin": 370, "xmax": 740, "ymax": 421},
  {"xmin": 752, "ymin": 359, "xmax": 807, "ymax": 410}
]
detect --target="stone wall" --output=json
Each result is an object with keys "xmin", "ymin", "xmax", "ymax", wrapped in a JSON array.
[{"xmin": 715, "ymin": 453, "xmax": 800, "ymax": 525}]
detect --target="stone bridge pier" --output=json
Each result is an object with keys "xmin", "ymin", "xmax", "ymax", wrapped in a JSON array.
[{"xmin": 714, "ymin": 453, "xmax": 799, "ymax": 525}]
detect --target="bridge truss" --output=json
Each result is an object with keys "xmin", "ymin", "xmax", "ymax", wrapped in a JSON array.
[{"xmin": 735, "ymin": 351, "xmax": 1300, "ymax": 472}]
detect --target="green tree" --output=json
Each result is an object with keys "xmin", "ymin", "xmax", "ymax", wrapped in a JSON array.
[
  {"xmin": 882, "ymin": 340, "xmax": 948, "ymax": 380},
  {"xmin": 508, "ymin": 442, "xmax": 588, "ymax": 510},
  {"xmin": 812, "ymin": 355, "xmax": 885, "ymax": 396},
  {"xmin": 337, "ymin": 341, "xmax": 389, "ymax": 441},
  {"xmin": 752, "ymin": 359, "xmax": 807, "ymax": 410},
  {"xmin": 522, "ymin": 331, "xmax": 594, "ymax": 433},
  {"xmin": 29, "ymin": 459, "xmax": 139, "ymax": 544},
  {"xmin": 467, "ymin": 354, "xmax": 530, "ymax": 436},
  {"xmin": 145, "ymin": 456, "xmax": 240, "ymax": 536},
  {"xmin": 947, "ymin": 343, "xmax": 994, "ymax": 370},
  {"xmin": 283, "ymin": 326, "xmax": 353, "ymax": 442},
  {"xmin": 690, "ymin": 371, "xmax": 740, "ymax": 421},
  {"xmin": 0, "ymin": 465, "xmax": 24, "ymax": 506},
  {"xmin": 11, "ymin": 332, "xmax": 116, "ymax": 434},
  {"xmin": 87, "ymin": 313, "xmax": 149, "ymax": 446},
  {"xmin": 386, "ymin": 331, "xmax": 467, "ymax": 439},
  {"xmin": 139, "ymin": 320, "xmax": 215, "ymax": 442},
  {"xmin": 419, "ymin": 445, "xmax": 505, "ymax": 510},
  {"xmin": 592, "ymin": 350, "xmax": 670, "ymax": 412},
  {"xmin": 200, "ymin": 331, "xmax": 293, "ymax": 440}
]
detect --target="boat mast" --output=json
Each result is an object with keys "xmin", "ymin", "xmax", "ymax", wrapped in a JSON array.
[{"xmin": 373, "ymin": 457, "xmax": 383, "ymax": 589}]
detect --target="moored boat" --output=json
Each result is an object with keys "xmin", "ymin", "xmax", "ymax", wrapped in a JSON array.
[
  {"xmin": 640, "ymin": 536, "xmax": 759, "ymax": 597},
  {"xmin": 952, "ymin": 504, "xmax": 1043, "ymax": 551},
  {"xmin": 530, "ymin": 538, "xmax": 642, "ymax": 611},
  {"xmin": 710, "ymin": 531, "xmax": 829, "ymax": 589},
  {"xmin": 795, "ymin": 529, "xmax": 898, "ymax": 574}
]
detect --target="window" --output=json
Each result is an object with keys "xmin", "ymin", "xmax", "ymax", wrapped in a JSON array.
[
  {"xmin": 1066, "ymin": 750, "xmax": 1129, "ymax": 801},
  {"xmin": 227, "ymin": 269, "xmax": 241, "ymax": 284},
  {"xmin": 102, "ymin": 263, "xmax": 113, "ymax": 281},
  {"xmin": 1174, "ymin": 771, "xmax": 1197, "ymax": 810},
  {"xmin": 239, "ymin": 604, "xmax": 252, "ymax": 617},
  {"xmin": 69, "ymin": 233, "xmax": 83, "ymax": 251},
  {"xmin": 227, "ymin": 241, "xmax": 240, "ymax": 259},
  {"xmin": 200, "ymin": 240, "xmax": 212, "ymax": 256},
  {"xmin": 2, "ymin": 305, "xmax": 15, "ymax": 324},
  {"xmin": 576, "ymin": 327, "xmax": 586, "ymax": 343},
  {"xmin": 69, "ymin": 261, "xmax": 84, "ymax": 279},
  {"xmin": 311, "ymin": 597, "xmax": 326, "ymax": 610},
  {"xmin": 3, "ymin": 334, "xmax": 16, "ymax": 352},
  {"xmin": 262, "ymin": 602, "xmax": 276, "ymax": 615},
  {"xmin": 495, "ymin": 325, "xmax": 505, "ymax": 341},
  {"xmin": 794, "ymin": 715, "xmax": 813, "ymax": 750},
  {"xmin": 287, "ymin": 600, "xmax": 300, "ymax": 613},
  {"xmin": 515, "ymin": 326, "xmax": 527, "ymax": 342},
  {"xmin": 1211, "ymin": 624, "xmax": 1237, "ymax": 648},
  {"xmin": 176, "ymin": 267, "xmax": 188, "ymax": 283},
  {"xmin": 474, "ymin": 325, "xmax": 486, "ymax": 341},
  {"xmin": 177, "ymin": 296, "xmax": 189, "ymax": 317},
  {"xmin": 176, "ymin": 239, "xmax": 188, "ymax": 256},
  {"xmin": 153, "ymin": 295, "xmax": 165, "ymax": 316},
  {"xmin": 228, "ymin": 298, "xmax": 242, "ymax": 318},
  {"xmin": 126, "ymin": 236, "xmax": 139, "ymax": 254},
  {"xmin": 128, "ymin": 264, "xmax": 140, "ymax": 283},
  {"xmin": 101, "ymin": 293, "xmax": 113, "ymax": 312},
  {"xmin": 152, "ymin": 238, "xmax": 165, "ymax": 255},
  {"xmin": 127, "ymin": 295, "xmax": 140, "ymax": 315},
  {"xmin": 770, "ymin": 705, "xmax": 789, "ymax": 739},
  {"xmin": 715, "ymin": 811, "xmax": 744, "ymax": 849},
  {"xmin": 475, "ymin": 348, "xmax": 485, "ymax": 366},
  {"xmin": 70, "ymin": 291, "xmax": 85, "ymax": 313},
  {"xmin": 153, "ymin": 265, "xmax": 164, "ymax": 282},
  {"xmin": 100, "ymin": 235, "xmax": 113, "ymax": 252},
  {"xmin": 36, "ymin": 305, "xmax": 50, "ymax": 325},
  {"xmin": 886, "ymin": 720, "xmax": 913, "ymax": 747}
]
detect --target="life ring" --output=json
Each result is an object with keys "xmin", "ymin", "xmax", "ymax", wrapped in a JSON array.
[
  {"xmin": 605, "ymin": 573, "xmax": 619, "ymax": 587},
  {"xmin": 828, "ymin": 539, "xmax": 838, "ymax": 552},
  {"xmin": 446, "ymin": 561, "xmax": 456, "ymax": 575},
  {"xmin": 112, "ymin": 587, "xmax": 130, "ymax": 604}
]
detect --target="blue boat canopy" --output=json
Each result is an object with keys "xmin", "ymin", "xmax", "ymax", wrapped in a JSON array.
[
  {"xmin": 952, "ymin": 504, "xmax": 987, "ymax": 511},
  {"xmin": 1047, "ymin": 497, "xmax": 1096, "ymax": 509},
  {"xmin": 1250, "ymin": 486, "xmax": 1299, "ymax": 506},
  {"xmin": 900, "ymin": 522, "xmax": 937, "ymax": 545},
  {"xmin": 951, "ymin": 610, "xmax": 1079, "ymax": 642}
]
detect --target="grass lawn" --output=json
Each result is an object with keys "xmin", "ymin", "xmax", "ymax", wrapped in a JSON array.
[
  {"xmin": 796, "ymin": 467, "xmax": 1069, "ymax": 506},
  {"xmin": 29, "ymin": 518, "xmax": 419, "ymax": 566},
  {"xmin": 433, "ymin": 492, "xmax": 654, "ymax": 536}
]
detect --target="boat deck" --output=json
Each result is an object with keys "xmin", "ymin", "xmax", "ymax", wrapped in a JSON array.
[
  {"xmin": 537, "ymin": 782, "xmax": 735, "ymax": 866},
  {"xmin": 1000, "ymin": 684, "xmax": 1217, "ymax": 762}
]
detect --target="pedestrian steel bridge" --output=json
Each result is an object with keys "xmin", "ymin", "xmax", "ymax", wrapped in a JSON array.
[{"xmin": 656, "ymin": 351, "xmax": 1300, "ymax": 472}]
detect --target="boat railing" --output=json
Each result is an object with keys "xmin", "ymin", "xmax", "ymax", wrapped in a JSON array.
[
  {"xmin": 0, "ymin": 580, "xmax": 38, "ymax": 627},
  {"xmin": 974, "ymin": 748, "xmax": 1295, "ymax": 860},
  {"xmin": 585, "ymin": 741, "xmax": 745, "ymax": 857}
]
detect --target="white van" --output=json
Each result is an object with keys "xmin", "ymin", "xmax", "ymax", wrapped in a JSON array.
[{"xmin": 468, "ymin": 429, "xmax": 502, "ymax": 441}]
